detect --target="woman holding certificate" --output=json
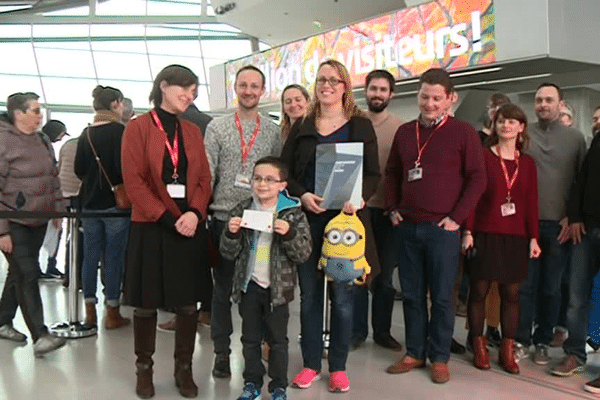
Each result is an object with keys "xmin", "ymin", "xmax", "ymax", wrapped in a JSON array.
[
  {"xmin": 462, "ymin": 103, "xmax": 541, "ymax": 374},
  {"xmin": 121, "ymin": 64, "xmax": 212, "ymax": 399},
  {"xmin": 281, "ymin": 59, "xmax": 379, "ymax": 393}
]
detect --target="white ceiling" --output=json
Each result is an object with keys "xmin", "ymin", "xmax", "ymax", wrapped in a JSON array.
[{"xmin": 211, "ymin": 0, "xmax": 431, "ymax": 46}]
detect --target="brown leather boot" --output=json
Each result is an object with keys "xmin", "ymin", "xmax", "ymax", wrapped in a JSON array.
[
  {"xmin": 499, "ymin": 338, "xmax": 520, "ymax": 374},
  {"xmin": 473, "ymin": 336, "xmax": 490, "ymax": 370},
  {"xmin": 174, "ymin": 311, "xmax": 198, "ymax": 398},
  {"xmin": 134, "ymin": 311, "xmax": 157, "ymax": 399},
  {"xmin": 85, "ymin": 303, "xmax": 97, "ymax": 325},
  {"xmin": 106, "ymin": 306, "xmax": 131, "ymax": 330}
]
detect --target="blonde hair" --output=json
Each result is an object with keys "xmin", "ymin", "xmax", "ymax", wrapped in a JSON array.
[
  {"xmin": 309, "ymin": 59, "xmax": 363, "ymax": 119},
  {"xmin": 280, "ymin": 84, "xmax": 310, "ymax": 142}
]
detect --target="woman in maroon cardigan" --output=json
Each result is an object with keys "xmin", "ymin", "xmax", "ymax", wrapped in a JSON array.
[
  {"xmin": 462, "ymin": 103, "xmax": 541, "ymax": 374},
  {"xmin": 121, "ymin": 65, "xmax": 211, "ymax": 399}
]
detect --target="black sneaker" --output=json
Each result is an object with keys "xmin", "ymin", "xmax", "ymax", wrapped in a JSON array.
[
  {"xmin": 373, "ymin": 334, "xmax": 403, "ymax": 351},
  {"xmin": 485, "ymin": 326, "xmax": 502, "ymax": 348},
  {"xmin": 349, "ymin": 336, "xmax": 365, "ymax": 351},
  {"xmin": 450, "ymin": 338, "xmax": 466, "ymax": 354},
  {"xmin": 212, "ymin": 352, "xmax": 231, "ymax": 378}
]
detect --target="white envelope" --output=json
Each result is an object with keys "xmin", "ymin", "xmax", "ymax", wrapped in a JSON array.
[{"xmin": 241, "ymin": 210, "xmax": 273, "ymax": 233}]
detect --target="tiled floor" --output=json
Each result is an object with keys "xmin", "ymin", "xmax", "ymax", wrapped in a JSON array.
[{"xmin": 0, "ymin": 257, "xmax": 597, "ymax": 399}]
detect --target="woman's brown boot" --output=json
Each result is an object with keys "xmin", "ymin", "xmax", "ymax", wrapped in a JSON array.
[
  {"xmin": 106, "ymin": 306, "xmax": 131, "ymax": 329},
  {"xmin": 499, "ymin": 338, "xmax": 520, "ymax": 374},
  {"xmin": 134, "ymin": 311, "xmax": 157, "ymax": 398},
  {"xmin": 174, "ymin": 311, "xmax": 198, "ymax": 398},
  {"xmin": 85, "ymin": 303, "xmax": 97, "ymax": 325},
  {"xmin": 473, "ymin": 336, "xmax": 490, "ymax": 370}
]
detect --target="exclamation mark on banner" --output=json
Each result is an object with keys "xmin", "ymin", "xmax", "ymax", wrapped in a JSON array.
[{"xmin": 472, "ymin": 11, "xmax": 482, "ymax": 52}]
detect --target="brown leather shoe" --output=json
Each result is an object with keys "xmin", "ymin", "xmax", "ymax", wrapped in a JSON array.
[
  {"xmin": 85, "ymin": 303, "xmax": 97, "ymax": 325},
  {"xmin": 386, "ymin": 355, "xmax": 426, "ymax": 374},
  {"xmin": 105, "ymin": 306, "xmax": 131, "ymax": 330},
  {"xmin": 431, "ymin": 362, "xmax": 450, "ymax": 384},
  {"xmin": 472, "ymin": 336, "xmax": 490, "ymax": 370}
]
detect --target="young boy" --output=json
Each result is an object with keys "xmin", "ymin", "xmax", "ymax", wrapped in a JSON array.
[{"xmin": 220, "ymin": 156, "xmax": 312, "ymax": 400}]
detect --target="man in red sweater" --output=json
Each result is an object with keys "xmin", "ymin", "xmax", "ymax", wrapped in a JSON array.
[{"xmin": 384, "ymin": 68, "xmax": 486, "ymax": 383}]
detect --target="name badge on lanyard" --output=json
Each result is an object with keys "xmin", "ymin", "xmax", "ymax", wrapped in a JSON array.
[
  {"xmin": 496, "ymin": 146, "xmax": 520, "ymax": 217},
  {"xmin": 151, "ymin": 109, "xmax": 184, "ymax": 198},
  {"xmin": 409, "ymin": 116, "xmax": 448, "ymax": 182},
  {"xmin": 234, "ymin": 112, "xmax": 260, "ymax": 190}
]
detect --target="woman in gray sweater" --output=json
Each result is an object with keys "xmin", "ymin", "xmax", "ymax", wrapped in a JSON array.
[{"xmin": 0, "ymin": 92, "xmax": 66, "ymax": 357}]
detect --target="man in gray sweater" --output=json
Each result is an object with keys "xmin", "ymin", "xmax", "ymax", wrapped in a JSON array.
[
  {"xmin": 204, "ymin": 65, "xmax": 281, "ymax": 378},
  {"xmin": 516, "ymin": 83, "xmax": 587, "ymax": 365}
]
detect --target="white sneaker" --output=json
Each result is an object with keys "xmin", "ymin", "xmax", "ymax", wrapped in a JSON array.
[
  {"xmin": 33, "ymin": 334, "xmax": 66, "ymax": 357},
  {"xmin": 0, "ymin": 324, "xmax": 27, "ymax": 343}
]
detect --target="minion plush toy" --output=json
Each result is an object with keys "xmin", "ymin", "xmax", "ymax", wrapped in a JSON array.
[{"xmin": 318, "ymin": 211, "xmax": 370, "ymax": 285}]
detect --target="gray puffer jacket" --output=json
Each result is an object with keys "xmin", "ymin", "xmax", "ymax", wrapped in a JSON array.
[
  {"xmin": 0, "ymin": 114, "xmax": 64, "ymax": 234},
  {"xmin": 220, "ymin": 190, "xmax": 312, "ymax": 306}
]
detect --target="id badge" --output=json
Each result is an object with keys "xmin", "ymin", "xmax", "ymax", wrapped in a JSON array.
[
  {"xmin": 407, "ymin": 167, "xmax": 423, "ymax": 182},
  {"xmin": 500, "ymin": 202, "xmax": 516, "ymax": 217},
  {"xmin": 166, "ymin": 183, "xmax": 185, "ymax": 199},
  {"xmin": 234, "ymin": 174, "xmax": 252, "ymax": 189}
]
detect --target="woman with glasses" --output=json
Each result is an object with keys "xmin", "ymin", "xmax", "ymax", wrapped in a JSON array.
[
  {"xmin": 121, "ymin": 64, "xmax": 212, "ymax": 399},
  {"xmin": 0, "ymin": 92, "xmax": 67, "ymax": 357},
  {"xmin": 75, "ymin": 85, "xmax": 131, "ymax": 330},
  {"xmin": 281, "ymin": 59, "xmax": 379, "ymax": 393}
]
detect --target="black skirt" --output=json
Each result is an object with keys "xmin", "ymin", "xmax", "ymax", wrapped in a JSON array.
[
  {"xmin": 469, "ymin": 232, "xmax": 529, "ymax": 284},
  {"xmin": 123, "ymin": 221, "xmax": 211, "ymax": 309}
]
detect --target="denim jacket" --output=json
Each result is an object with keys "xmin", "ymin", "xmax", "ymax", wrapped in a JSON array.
[{"xmin": 220, "ymin": 190, "xmax": 312, "ymax": 306}]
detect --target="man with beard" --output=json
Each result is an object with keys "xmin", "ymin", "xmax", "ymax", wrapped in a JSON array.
[
  {"xmin": 515, "ymin": 83, "xmax": 586, "ymax": 366},
  {"xmin": 204, "ymin": 65, "xmax": 281, "ymax": 378},
  {"xmin": 351, "ymin": 69, "xmax": 404, "ymax": 351}
]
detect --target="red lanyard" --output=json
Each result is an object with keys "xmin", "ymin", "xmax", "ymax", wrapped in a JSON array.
[
  {"xmin": 414, "ymin": 115, "xmax": 448, "ymax": 166},
  {"xmin": 151, "ymin": 109, "xmax": 180, "ymax": 180},
  {"xmin": 235, "ymin": 113, "xmax": 261, "ymax": 167},
  {"xmin": 496, "ymin": 146, "xmax": 520, "ymax": 201}
]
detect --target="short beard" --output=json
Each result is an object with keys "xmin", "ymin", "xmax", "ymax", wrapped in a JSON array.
[{"xmin": 367, "ymin": 98, "xmax": 389, "ymax": 113}]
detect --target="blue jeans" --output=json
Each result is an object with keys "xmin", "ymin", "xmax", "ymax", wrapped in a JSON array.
[
  {"xmin": 352, "ymin": 208, "xmax": 398, "ymax": 340},
  {"xmin": 210, "ymin": 218, "xmax": 236, "ymax": 355},
  {"xmin": 0, "ymin": 223, "xmax": 48, "ymax": 341},
  {"xmin": 298, "ymin": 212, "xmax": 355, "ymax": 372},
  {"xmin": 395, "ymin": 221, "xmax": 460, "ymax": 363},
  {"xmin": 517, "ymin": 221, "xmax": 571, "ymax": 346},
  {"xmin": 589, "ymin": 270, "xmax": 600, "ymax": 345},
  {"xmin": 81, "ymin": 208, "xmax": 130, "ymax": 306},
  {"xmin": 564, "ymin": 223, "xmax": 600, "ymax": 363}
]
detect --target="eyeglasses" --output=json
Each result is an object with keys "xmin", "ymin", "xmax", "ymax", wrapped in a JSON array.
[
  {"xmin": 251, "ymin": 176, "xmax": 282, "ymax": 185},
  {"xmin": 316, "ymin": 77, "xmax": 344, "ymax": 87}
]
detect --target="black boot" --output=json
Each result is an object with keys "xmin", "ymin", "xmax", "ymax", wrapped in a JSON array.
[
  {"xmin": 174, "ymin": 311, "xmax": 198, "ymax": 398},
  {"xmin": 134, "ymin": 311, "xmax": 157, "ymax": 399}
]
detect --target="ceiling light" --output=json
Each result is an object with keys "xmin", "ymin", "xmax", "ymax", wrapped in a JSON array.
[
  {"xmin": 455, "ymin": 72, "xmax": 552, "ymax": 89},
  {"xmin": 450, "ymin": 66, "xmax": 503, "ymax": 77}
]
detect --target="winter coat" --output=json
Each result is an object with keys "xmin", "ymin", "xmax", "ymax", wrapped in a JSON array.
[{"xmin": 220, "ymin": 190, "xmax": 312, "ymax": 306}]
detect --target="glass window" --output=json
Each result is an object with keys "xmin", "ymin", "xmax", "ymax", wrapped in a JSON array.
[
  {"xmin": 35, "ymin": 42, "xmax": 92, "ymax": 51},
  {"xmin": 35, "ymin": 47, "xmax": 96, "ymax": 78},
  {"xmin": 0, "ymin": 24, "xmax": 32, "ymax": 38},
  {"xmin": 41, "ymin": 77, "xmax": 99, "ymax": 106},
  {"xmin": 195, "ymin": 85, "xmax": 210, "ymax": 111},
  {"xmin": 147, "ymin": 1, "xmax": 201, "ymax": 16},
  {"xmin": 146, "ymin": 40, "xmax": 200, "ymax": 57},
  {"xmin": 90, "ymin": 24, "xmax": 147, "ymax": 38},
  {"xmin": 92, "ymin": 40, "xmax": 147, "ymax": 54},
  {"xmin": 92, "ymin": 49, "xmax": 152, "ymax": 81},
  {"xmin": 0, "ymin": 74, "xmax": 44, "ymax": 103},
  {"xmin": 48, "ymin": 111, "xmax": 96, "ymax": 140},
  {"xmin": 95, "ymin": 0, "xmax": 147, "ymax": 16},
  {"xmin": 32, "ymin": 24, "xmax": 89, "ymax": 38},
  {"xmin": 0, "ymin": 43, "xmax": 38, "ymax": 75},
  {"xmin": 200, "ymin": 40, "xmax": 252, "ymax": 61},
  {"xmin": 148, "ymin": 55, "xmax": 206, "ymax": 83}
]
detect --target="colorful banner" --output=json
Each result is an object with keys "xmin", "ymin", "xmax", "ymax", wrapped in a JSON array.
[{"xmin": 225, "ymin": 0, "xmax": 496, "ymax": 107}]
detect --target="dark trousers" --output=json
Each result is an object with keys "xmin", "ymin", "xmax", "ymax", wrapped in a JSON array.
[
  {"xmin": 240, "ymin": 281, "xmax": 289, "ymax": 391},
  {"xmin": 395, "ymin": 221, "xmax": 460, "ymax": 363},
  {"xmin": 352, "ymin": 208, "xmax": 397, "ymax": 339},
  {"xmin": 0, "ymin": 223, "xmax": 48, "ymax": 341},
  {"xmin": 517, "ymin": 221, "xmax": 571, "ymax": 346},
  {"xmin": 564, "ymin": 223, "xmax": 600, "ymax": 362},
  {"xmin": 210, "ymin": 218, "xmax": 236, "ymax": 354}
]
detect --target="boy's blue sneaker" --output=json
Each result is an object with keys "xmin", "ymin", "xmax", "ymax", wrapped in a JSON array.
[
  {"xmin": 237, "ymin": 382, "xmax": 261, "ymax": 400},
  {"xmin": 271, "ymin": 387, "xmax": 288, "ymax": 400}
]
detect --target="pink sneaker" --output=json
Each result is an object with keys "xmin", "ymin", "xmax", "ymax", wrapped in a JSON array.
[
  {"xmin": 329, "ymin": 371, "xmax": 350, "ymax": 392},
  {"xmin": 292, "ymin": 368, "xmax": 321, "ymax": 388}
]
